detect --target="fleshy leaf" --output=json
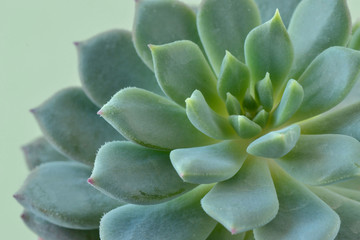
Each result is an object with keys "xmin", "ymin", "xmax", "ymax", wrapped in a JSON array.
[
  {"xmin": 133, "ymin": 0, "xmax": 202, "ymax": 69},
  {"xmin": 245, "ymin": 10, "xmax": 293, "ymax": 96},
  {"xmin": 255, "ymin": 73, "xmax": 273, "ymax": 112},
  {"xmin": 186, "ymin": 90, "xmax": 237, "ymax": 139},
  {"xmin": 327, "ymin": 186, "xmax": 360, "ymax": 202},
  {"xmin": 254, "ymin": 165, "xmax": 340, "ymax": 240},
  {"xmin": 217, "ymin": 51, "xmax": 250, "ymax": 102},
  {"xmin": 311, "ymin": 187, "xmax": 360, "ymax": 240},
  {"xmin": 99, "ymin": 88, "xmax": 217, "ymax": 150},
  {"xmin": 247, "ymin": 124, "xmax": 300, "ymax": 158},
  {"xmin": 151, "ymin": 40, "xmax": 223, "ymax": 112},
  {"xmin": 14, "ymin": 162, "xmax": 122, "ymax": 230},
  {"xmin": 271, "ymin": 79, "xmax": 304, "ymax": 127},
  {"xmin": 277, "ymin": 134, "xmax": 360, "ymax": 185},
  {"xmin": 206, "ymin": 224, "xmax": 246, "ymax": 240},
  {"xmin": 31, "ymin": 87, "xmax": 123, "ymax": 165},
  {"xmin": 170, "ymin": 140, "xmax": 247, "ymax": 184},
  {"xmin": 21, "ymin": 211, "xmax": 100, "ymax": 240},
  {"xmin": 288, "ymin": 0, "xmax": 351, "ymax": 78},
  {"xmin": 300, "ymin": 101, "xmax": 360, "ymax": 141},
  {"xmin": 226, "ymin": 93, "xmax": 243, "ymax": 116},
  {"xmin": 201, "ymin": 158, "xmax": 278, "ymax": 235},
  {"xmin": 90, "ymin": 141, "xmax": 195, "ymax": 204},
  {"xmin": 253, "ymin": 0, "xmax": 302, "ymax": 27},
  {"xmin": 99, "ymin": 185, "xmax": 217, "ymax": 240},
  {"xmin": 253, "ymin": 110, "xmax": 269, "ymax": 128},
  {"xmin": 349, "ymin": 27, "xmax": 360, "ymax": 50},
  {"xmin": 229, "ymin": 115, "xmax": 262, "ymax": 139},
  {"xmin": 76, "ymin": 30, "xmax": 162, "ymax": 107},
  {"xmin": 22, "ymin": 137, "xmax": 71, "ymax": 170},
  {"xmin": 291, "ymin": 47, "xmax": 360, "ymax": 121},
  {"xmin": 197, "ymin": 0, "xmax": 260, "ymax": 74},
  {"xmin": 333, "ymin": 176, "xmax": 360, "ymax": 191},
  {"xmin": 243, "ymin": 93, "xmax": 259, "ymax": 113}
]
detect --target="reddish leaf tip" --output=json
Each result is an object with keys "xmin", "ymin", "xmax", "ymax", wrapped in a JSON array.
[
  {"xmin": 73, "ymin": 41, "xmax": 80, "ymax": 47},
  {"xmin": 20, "ymin": 213, "xmax": 28, "ymax": 220},
  {"xmin": 87, "ymin": 178, "xmax": 95, "ymax": 185},
  {"xmin": 13, "ymin": 194, "xmax": 24, "ymax": 200},
  {"xmin": 180, "ymin": 173, "xmax": 184, "ymax": 178},
  {"xmin": 231, "ymin": 228, "xmax": 237, "ymax": 235},
  {"xmin": 29, "ymin": 108, "xmax": 36, "ymax": 114},
  {"xmin": 97, "ymin": 110, "xmax": 103, "ymax": 115}
]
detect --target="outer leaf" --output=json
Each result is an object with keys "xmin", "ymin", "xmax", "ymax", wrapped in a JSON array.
[
  {"xmin": 99, "ymin": 88, "xmax": 216, "ymax": 150},
  {"xmin": 14, "ymin": 162, "xmax": 122, "ymax": 230},
  {"xmin": 170, "ymin": 140, "xmax": 247, "ymax": 184},
  {"xmin": 100, "ymin": 185, "xmax": 217, "ymax": 240},
  {"xmin": 288, "ymin": 0, "xmax": 351, "ymax": 78},
  {"xmin": 21, "ymin": 211, "xmax": 100, "ymax": 240},
  {"xmin": 277, "ymin": 134, "xmax": 360, "ymax": 185},
  {"xmin": 311, "ymin": 187, "xmax": 360, "ymax": 240},
  {"xmin": 245, "ymin": 10, "xmax": 293, "ymax": 95},
  {"xmin": 151, "ymin": 40, "xmax": 223, "ymax": 112},
  {"xmin": 201, "ymin": 158, "xmax": 278, "ymax": 235},
  {"xmin": 291, "ymin": 47, "xmax": 360, "ymax": 121},
  {"xmin": 229, "ymin": 115, "xmax": 262, "ymax": 139},
  {"xmin": 217, "ymin": 51, "xmax": 250, "ymax": 102},
  {"xmin": 186, "ymin": 90, "xmax": 237, "ymax": 139},
  {"xmin": 76, "ymin": 30, "xmax": 162, "ymax": 107},
  {"xmin": 90, "ymin": 141, "xmax": 195, "ymax": 204},
  {"xmin": 300, "ymin": 101, "xmax": 360, "ymax": 141},
  {"xmin": 22, "ymin": 137, "xmax": 70, "ymax": 170},
  {"xmin": 206, "ymin": 224, "xmax": 245, "ymax": 240},
  {"xmin": 32, "ymin": 87, "xmax": 123, "ymax": 165},
  {"xmin": 133, "ymin": 0, "xmax": 201, "ymax": 69},
  {"xmin": 253, "ymin": 0, "xmax": 302, "ymax": 27},
  {"xmin": 247, "ymin": 124, "xmax": 300, "ymax": 158},
  {"xmin": 197, "ymin": 0, "xmax": 260, "ymax": 74},
  {"xmin": 254, "ymin": 165, "xmax": 340, "ymax": 240}
]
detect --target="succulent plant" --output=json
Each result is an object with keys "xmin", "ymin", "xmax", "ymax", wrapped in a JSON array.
[{"xmin": 15, "ymin": 0, "xmax": 360, "ymax": 239}]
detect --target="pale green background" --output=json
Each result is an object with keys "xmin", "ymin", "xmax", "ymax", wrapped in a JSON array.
[{"xmin": 1, "ymin": 0, "xmax": 359, "ymax": 239}]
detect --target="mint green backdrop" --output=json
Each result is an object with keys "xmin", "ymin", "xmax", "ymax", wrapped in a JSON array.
[{"xmin": 1, "ymin": 0, "xmax": 359, "ymax": 239}]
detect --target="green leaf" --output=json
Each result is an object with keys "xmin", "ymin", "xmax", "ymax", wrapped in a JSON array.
[
  {"xmin": 229, "ymin": 115, "xmax": 262, "ymax": 139},
  {"xmin": 247, "ymin": 124, "xmax": 300, "ymax": 158},
  {"xmin": 349, "ymin": 27, "xmax": 360, "ymax": 50},
  {"xmin": 197, "ymin": 0, "xmax": 260, "ymax": 74},
  {"xmin": 253, "ymin": 0, "xmax": 302, "ymax": 27},
  {"xmin": 291, "ymin": 47, "xmax": 360, "ymax": 121},
  {"xmin": 217, "ymin": 51, "xmax": 250, "ymax": 102},
  {"xmin": 244, "ymin": 231, "xmax": 256, "ymax": 240},
  {"xmin": 186, "ymin": 90, "xmax": 237, "ymax": 139},
  {"xmin": 99, "ymin": 185, "xmax": 217, "ymax": 240},
  {"xmin": 288, "ymin": 0, "xmax": 351, "ymax": 78},
  {"xmin": 310, "ymin": 187, "xmax": 360, "ymax": 240},
  {"xmin": 90, "ymin": 141, "xmax": 195, "ymax": 204},
  {"xmin": 300, "ymin": 101, "xmax": 360, "ymax": 141},
  {"xmin": 226, "ymin": 93, "xmax": 243, "ymax": 116},
  {"xmin": 133, "ymin": 0, "xmax": 202, "ymax": 70},
  {"xmin": 255, "ymin": 73, "xmax": 273, "ymax": 112},
  {"xmin": 170, "ymin": 140, "xmax": 247, "ymax": 184},
  {"xmin": 151, "ymin": 40, "xmax": 223, "ymax": 112},
  {"xmin": 333, "ymin": 176, "xmax": 360, "ymax": 191},
  {"xmin": 99, "ymin": 88, "xmax": 216, "ymax": 150},
  {"xmin": 21, "ymin": 211, "xmax": 100, "ymax": 240},
  {"xmin": 277, "ymin": 135, "xmax": 360, "ymax": 185},
  {"xmin": 32, "ymin": 87, "xmax": 123, "ymax": 165},
  {"xmin": 14, "ymin": 162, "xmax": 122, "ymax": 230},
  {"xmin": 22, "ymin": 137, "xmax": 71, "ymax": 170},
  {"xmin": 271, "ymin": 79, "xmax": 304, "ymax": 127},
  {"xmin": 327, "ymin": 186, "xmax": 360, "ymax": 203},
  {"xmin": 245, "ymin": 10, "xmax": 293, "ymax": 96},
  {"xmin": 254, "ymin": 165, "xmax": 340, "ymax": 240},
  {"xmin": 201, "ymin": 158, "xmax": 278, "ymax": 235},
  {"xmin": 253, "ymin": 110, "xmax": 269, "ymax": 128},
  {"xmin": 206, "ymin": 224, "xmax": 246, "ymax": 240},
  {"xmin": 76, "ymin": 30, "xmax": 162, "ymax": 107}
]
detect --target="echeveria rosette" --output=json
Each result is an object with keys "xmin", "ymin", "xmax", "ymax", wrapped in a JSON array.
[{"xmin": 91, "ymin": 0, "xmax": 360, "ymax": 239}]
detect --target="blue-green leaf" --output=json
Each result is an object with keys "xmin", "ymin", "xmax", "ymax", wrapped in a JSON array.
[
  {"xmin": 22, "ymin": 137, "xmax": 71, "ymax": 170},
  {"xmin": 327, "ymin": 186, "xmax": 360, "ymax": 203},
  {"xmin": 229, "ymin": 115, "xmax": 262, "ymax": 139},
  {"xmin": 206, "ymin": 224, "xmax": 246, "ymax": 240},
  {"xmin": 202, "ymin": 158, "xmax": 278, "ymax": 235},
  {"xmin": 226, "ymin": 93, "xmax": 243, "ymax": 116},
  {"xmin": 14, "ymin": 162, "xmax": 122, "ymax": 230},
  {"xmin": 133, "ymin": 0, "xmax": 202, "ymax": 69},
  {"xmin": 186, "ymin": 90, "xmax": 236, "ymax": 139},
  {"xmin": 90, "ymin": 141, "xmax": 195, "ymax": 204},
  {"xmin": 254, "ymin": 165, "xmax": 340, "ymax": 240},
  {"xmin": 197, "ymin": 0, "xmax": 260, "ymax": 74},
  {"xmin": 151, "ymin": 40, "xmax": 223, "ymax": 112},
  {"xmin": 170, "ymin": 140, "xmax": 247, "ymax": 184},
  {"xmin": 99, "ymin": 88, "xmax": 216, "ymax": 150},
  {"xmin": 277, "ymin": 134, "xmax": 360, "ymax": 185},
  {"xmin": 349, "ymin": 27, "xmax": 360, "ymax": 50},
  {"xmin": 31, "ymin": 87, "xmax": 123, "ymax": 165},
  {"xmin": 255, "ymin": 72, "xmax": 273, "ymax": 112},
  {"xmin": 100, "ymin": 185, "xmax": 217, "ymax": 240},
  {"xmin": 253, "ymin": 110, "xmax": 269, "ymax": 128},
  {"xmin": 333, "ymin": 176, "xmax": 360, "ymax": 191},
  {"xmin": 247, "ymin": 124, "xmax": 300, "ymax": 158},
  {"xmin": 288, "ymin": 0, "xmax": 351, "ymax": 78}
]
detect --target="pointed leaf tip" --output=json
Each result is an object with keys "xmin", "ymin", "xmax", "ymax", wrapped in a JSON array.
[
  {"xmin": 231, "ymin": 228, "xmax": 236, "ymax": 235},
  {"xmin": 73, "ymin": 41, "xmax": 80, "ymax": 47},
  {"xmin": 97, "ymin": 110, "xmax": 103, "ymax": 115},
  {"xmin": 87, "ymin": 178, "xmax": 94, "ymax": 185}
]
